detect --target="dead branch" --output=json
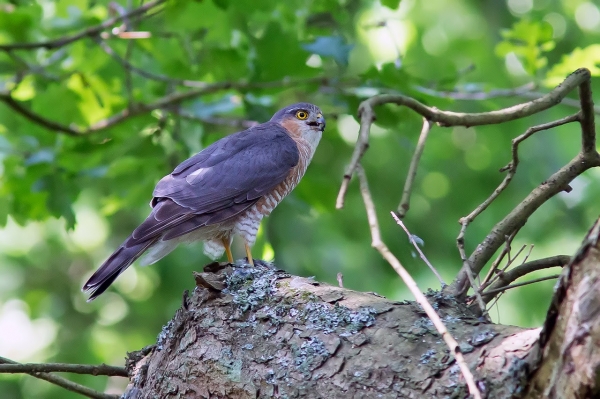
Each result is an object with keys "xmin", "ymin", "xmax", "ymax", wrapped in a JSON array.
[
  {"xmin": 337, "ymin": 68, "xmax": 593, "ymax": 208},
  {"xmin": 355, "ymin": 165, "xmax": 482, "ymax": 399},
  {"xmin": 390, "ymin": 212, "xmax": 445, "ymax": 286},
  {"xmin": 0, "ymin": 0, "xmax": 165, "ymax": 52},
  {"xmin": 455, "ymin": 113, "xmax": 580, "ymax": 299},
  {"xmin": 482, "ymin": 274, "xmax": 561, "ymax": 299},
  {"xmin": 336, "ymin": 67, "xmax": 598, "ymax": 302},
  {"xmin": 481, "ymin": 255, "xmax": 571, "ymax": 303},
  {"xmin": 481, "ymin": 243, "xmax": 530, "ymax": 293},
  {"xmin": 0, "ymin": 356, "xmax": 119, "ymax": 399},
  {"xmin": 396, "ymin": 118, "xmax": 433, "ymax": 217},
  {"xmin": 0, "ymin": 362, "xmax": 127, "ymax": 377},
  {"xmin": 415, "ymin": 84, "xmax": 600, "ymax": 116}
]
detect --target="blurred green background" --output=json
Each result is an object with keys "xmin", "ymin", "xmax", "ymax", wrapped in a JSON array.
[{"xmin": 0, "ymin": 0, "xmax": 599, "ymax": 397}]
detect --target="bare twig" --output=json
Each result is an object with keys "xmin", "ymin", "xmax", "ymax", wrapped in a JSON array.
[
  {"xmin": 481, "ymin": 255, "xmax": 570, "ymax": 302},
  {"xmin": 482, "ymin": 274, "xmax": 560, "ymax": 298},
  {"xmin": 516, "ymin": 91, "xmax": 600, "ymax": 115},
  {"xmin": 480, "ymin": 243, "xmax": 528, "ymax": 293},
  {"xmin": 397, "ymin": 118, "xmax": 433, "ymax": 217},
  {"xmin": 0, "ymin": 0, "xmax": 166, "ymax": 51},
  {"xmin": 355, "ymin": 165, "xmax": 482, "ymax": 399},
  {"xmin": 390, "ymin": 213, "xmax": 446, "ymax": 286},
  {"xmin": 460, "ymin": 113, "xmax": 580, "ymax": 227},
  {"xmin": 336, "ymin": 68, "xmax": 593, "ymax": 209},
  {"xmin": 416, "ymin": 84, "xmax": 600, "ymax": 115},
  {"xmin": 0, "ymin": 362, "xmax": 127, "ymax": 376},
  {"xmin": 453, "ymin": 106, "xmax": 598, "ymax": 296},
  {"xmin": 0, "ymin": 356, "xmax": 119, "ymax": 399},
  {"xmin": 479, "ymin": 232, "xmax": 517, "ymax": 291},
  {"xmin": 455, "ymin": 113, "xmax": 580, "ymax": 297},
  {"xmin": 0, "ymin": 91, "xmax": 82, "ymax": 135}
]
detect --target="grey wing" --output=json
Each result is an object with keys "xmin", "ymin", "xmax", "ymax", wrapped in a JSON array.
[{"xmin": 130, "ymin": 123, "xmax": 299, "ymax": 242}]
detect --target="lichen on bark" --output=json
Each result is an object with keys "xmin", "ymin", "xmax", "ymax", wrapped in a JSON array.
[{"xmin": 123, "ymin": 260, "xmax": 536, "ymax": 398}]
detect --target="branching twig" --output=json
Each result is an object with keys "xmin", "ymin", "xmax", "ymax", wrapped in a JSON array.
[
  {"xmin": 0, "ymin": 356, "xmax": 119, "ymax": 399},
  {"xmin": 455, "ymin": 113, "xmax": 580, "ymax": 298},
  {"xmin": 480, "ymin": 242, "xmax": 527, "ymax": 292},
  {"xmin": 479, "ymin": 232, "xmax": 517, "ymax": 291},
  {"xmin": 0, "ymin": 0, "xmax": 166, "ymax": 51},
  {"xmin": 339, "ymin": 68, "xmax": 598, "ymax": 301},
  {"xmin": 337, "ymin": 68, "xmax": 593, "ymax": 209},
  {"xmin": 391, "ymin": 213, "xmax": 445, "ymax": 286},
  {"xmin": 396, "ymin": 118, "xmax": 432, "ymax": 217},
  {"xmin": 481, "ymin": 255, "xmax": 570, "ymax": 303},
  {"xmin": 355, "ymin": 165, "xmax": 482, "ymax": 399},
  {"xmin": 483, "ymin": 274, "xmax": 560, "ymax": 299},
  {"xmin": 415, "ymin": 84, "xmax": 600, "ymax": 115}
]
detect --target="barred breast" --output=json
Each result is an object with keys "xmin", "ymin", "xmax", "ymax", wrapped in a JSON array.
[{"xmin": 233, "ymin": 136, "xmax": 317, "ymax": 247}]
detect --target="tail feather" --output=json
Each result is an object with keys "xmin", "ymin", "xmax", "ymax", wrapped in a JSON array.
[{"xmin": 82, "ymin": 238, "xmax": 156, "ymax": 301}]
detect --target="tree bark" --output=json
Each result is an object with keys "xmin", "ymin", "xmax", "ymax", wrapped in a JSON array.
[{"xmin": 122, "ymin": 219, "xmax": 600, "ymax": 399}]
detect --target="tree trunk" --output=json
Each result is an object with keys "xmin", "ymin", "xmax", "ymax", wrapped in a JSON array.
[{"xmin": 122, "ymin": 220, "xmax": 600, "ymax": 399}]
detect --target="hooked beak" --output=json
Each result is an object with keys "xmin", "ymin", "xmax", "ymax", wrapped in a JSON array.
[{"xmin": 307, "ymin": 114, "xmax": 326, "ymax": 132}]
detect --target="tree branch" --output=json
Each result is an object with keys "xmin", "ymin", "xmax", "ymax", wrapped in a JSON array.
[
  {"xmin": 0, "ymin": 362, "xmax": 127, "ymax": 377},
  {"xmin": 452, "ymin": 70, "xmax": 599, "ymax": 296},
  {"xmin": 396, "ymin": 118, "xmax": 432, "ymax": 217},
  {"xmin": 454, "ymin": 113, "xmax": 580, "ymax": 299},
  {"xmin": 355, "ymin": 165, "xmax": 482, "ymax": 399},
  {"xmin": 390, "ymin": 212, "xmax": 445, "ymax": 286},
  {"xmin": 0, "ymin": 76, "xmax": 332, "ymax": 136},
  {"xmin": 336, "ymin": 68, "xmax": 593, "ymax": 209},
  {"xmin": 415, "ymin": 84, "xmax": 600, "ymax": 116},
  {"xmin": 484, "ymin": 275, "xmax": 561, "ymax": 300},
  {"xmin": 481, "ymin": 255, "xmax": 571, "ymax": 303},
  {"xmin": 0, "ymin": 356, "xmax": 119, "ymax": 399},
  {"xmin": 0, "ymin": 0, "xmax": 166, "ymax": 51}
]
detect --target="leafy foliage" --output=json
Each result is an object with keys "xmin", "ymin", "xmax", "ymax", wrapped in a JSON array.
[{"xmin": 0, "ymin": 0, "xmax": 599, "ymax": 398}]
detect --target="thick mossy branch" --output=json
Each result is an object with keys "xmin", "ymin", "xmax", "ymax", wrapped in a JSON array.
[{"xmin": 123, "ymin": 260, "xmax": 537, "ymax": 399}]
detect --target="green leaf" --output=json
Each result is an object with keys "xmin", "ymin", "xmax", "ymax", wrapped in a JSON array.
[
  {"xmin": 495, "ymin": 19, "xmax": 555, "ymax": 75},
  {"xmin": 37, "ymin": 174, "xmax": 77, "ymax": 229},
  {"xmin": 546, "ymin": 44, "xmax": 600, "ymax": 86},
  {"xmin": 253, "ymin": 23, "xmax": 314, "ymax": 80},
  {"xmin": 381, "ymin": 0, "xmax": 402, "ymax": 10}
]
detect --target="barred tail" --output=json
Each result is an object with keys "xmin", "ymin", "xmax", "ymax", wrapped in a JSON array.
[{"xmin": 82, "ymin": 238, "xmax": 156, "ymax": 301}]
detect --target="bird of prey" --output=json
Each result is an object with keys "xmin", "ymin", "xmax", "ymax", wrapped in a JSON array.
[{"xmin": 82, "ymin": 103, "xmax": 325, "ymax": 300}]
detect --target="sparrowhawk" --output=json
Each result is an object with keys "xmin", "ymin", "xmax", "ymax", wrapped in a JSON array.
[{"xmin": 82, "ymin": 103, "xmax": 325, "ymax": 300}]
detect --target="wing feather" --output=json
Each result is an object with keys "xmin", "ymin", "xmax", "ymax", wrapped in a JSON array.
[{"xmin": 130, "ymin": 122, "xmax": 299, "ymax": 243}]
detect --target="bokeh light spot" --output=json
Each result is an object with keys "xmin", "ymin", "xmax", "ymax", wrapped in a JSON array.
[
  {"xmin": 507, "ymin": 0, "xmax": 533, "ymax": 15},
  {"xmin": 465, "ymin": 144, "xmax": 492, "ymax": 171},
  {"xmin": 421, "ymin": 172, "xmax": 450, "ymax": 199},
  {"xmin": 575, "ymin": 2, "xmax": 600, "ymax": 32}
]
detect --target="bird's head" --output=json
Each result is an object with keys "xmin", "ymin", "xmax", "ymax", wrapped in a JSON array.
[{"xmin": 270, "ymin": 103, "xmax": 326, "ymax": 139}]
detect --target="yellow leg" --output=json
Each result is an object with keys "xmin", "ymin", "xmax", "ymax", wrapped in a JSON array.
[
  {"xmin": 222, "ymin": 239, "xmax": 234, "ymax": 263},
  {"xmin": 244, "ymin": 242, "xmax": 254, "ymax": 266}
]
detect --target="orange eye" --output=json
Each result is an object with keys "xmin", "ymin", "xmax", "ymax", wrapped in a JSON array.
[{"xmin": 295, "ymin": 110, "xmax": 308, "ymax": 120}]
